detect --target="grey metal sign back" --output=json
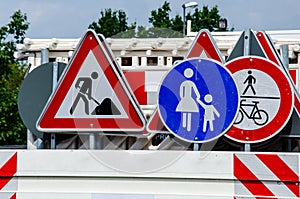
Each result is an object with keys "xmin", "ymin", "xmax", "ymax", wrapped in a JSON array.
[
  {"xmin": 18, "ymin": 62, "xmax": 66, "ymax": 138},
  {"xmin": 226, "ymin": 29, "xmax": 266, "ymax": 61}
]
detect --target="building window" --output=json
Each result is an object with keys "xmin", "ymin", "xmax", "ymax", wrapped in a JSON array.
[
  {"xmin": 121, "ymin": 57, "xmax": 132, "ymax": 66},
  {"xmin": 147, "ymin": 57, "xmax": 158, "ymax": 66}
]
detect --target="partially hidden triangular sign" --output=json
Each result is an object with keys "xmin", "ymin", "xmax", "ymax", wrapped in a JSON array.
[
  {"xmin": 37, "ymin": 29, "xmax": 146, "ymax": 132},
  {"xmin": 226, "ymin": 29, "xmax": 266, "ymax": 62},
  {"xmin": 257, "ymin": 30, "xmax": 300, "ymax": 117},
  {"xmin": 185, "ymin": 29, "xmax": 225, "ymax": 63},
  {"xmin": 146, "ymin": 107, "xmax": 169, "ymax": 134}
]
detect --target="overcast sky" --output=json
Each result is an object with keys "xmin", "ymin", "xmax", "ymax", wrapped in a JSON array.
[{"xmin": 1, "ymin": 0, "xmax": 300, "ymax": 39}]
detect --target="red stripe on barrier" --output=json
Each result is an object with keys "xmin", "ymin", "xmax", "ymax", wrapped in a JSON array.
[
  {"xmin": 0, "ymin": 178, "xmax": 12, "ymax": 190},
  {"xmin": 234, "ymin": 155, "xmax": 258, "ymax": 180},
  {"xmin": 282, "ymin": 182, "xmax": 299, "ymax": 198},
  {"xmin": 0, "ymin": 153, "xmax": 17, "ymax": 190},
  {"xmin": 234, "ymin": 155, "xmax": 276, "ymax": 197},
  {"xmin": 256, "ymin": 154, "xmax": 299, "ymax": 197},
  {"xmin": 0, "ymin": 153, "xmax": 17, "ymax": 177},
  {"xmin": 240, "ymin": 181, "xmax": 276, "ymax": 198},
  {"xmin": 10, "ymin": 193, "xmax": 16, "ymax": 199},
  {"xmin": 256, "ymin": 154, "xmax": 298, "ymax": 182}
]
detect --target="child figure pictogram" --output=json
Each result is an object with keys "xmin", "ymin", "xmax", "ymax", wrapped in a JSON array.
[{"xmin": 197, "ymin": 94, "xmax": 220, "ymax": 132}]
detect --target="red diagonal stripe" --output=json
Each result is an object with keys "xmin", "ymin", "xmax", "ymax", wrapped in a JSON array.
[
  {"xmin": 234, "ymin": 155, "xmax": 258, "ymax": 180},
  {"xmin": 0, "ymin": 153, "xmax": 17, "ymax": 177},
  {"xmin": 240, "ymin": 180, "xmax": 277, "ymax": 198},
  {"xmin": 256, "ymin": 154, "xmax": 299, "ymax": 196},
  {"xmin": 234, "ymin": 155, "xmax": 275, "ymax": 197},
  {"xmin": 0, "ymin": 177, "xmax": 12, "ymax": 190},
  {"xmin": 256, "ymin": 154, "xmax": 298, "ymax": 182},
  {"xmin": 282, "ymin": 182, "xmax": 300, "ymax": 198},
  {"xmin": 10, "ymin": 193, "xmax": 16, "ymax": 199}
]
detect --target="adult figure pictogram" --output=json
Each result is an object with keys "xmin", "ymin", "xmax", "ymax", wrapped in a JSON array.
[
  {"xmin": 70, "ymin": 71, "xmax": 98, "ymax": 115},
  {"xmin": 176, "ymin": 68, "xmax": 201, "ymax": 132},
  {"xmin": 242, "ymin": 70, "xmax": 256, "ymax": 95}
]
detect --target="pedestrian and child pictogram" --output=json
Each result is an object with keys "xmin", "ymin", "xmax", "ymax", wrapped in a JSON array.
[
  {"xmin": 147, "ymin": 29, "xmax": 225, "ymax": 134},
  {"xmin": 158, "ymin": 58, "xmax": 239, "ymax": 143}
]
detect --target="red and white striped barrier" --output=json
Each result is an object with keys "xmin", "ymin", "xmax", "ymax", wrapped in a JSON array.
[
  {"xmin": 234, "ymin": 153, "xmax": 299, "ymax": 198},
  {"xmin": 0, "ymin": 150, "xmax": 298, "ymax": 198},
  {"xmin": 0, "ymin": 152, "xmax": 17, "ymax": 199}
]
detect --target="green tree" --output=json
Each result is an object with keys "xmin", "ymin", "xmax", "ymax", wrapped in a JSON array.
[
  {"xmin": 149, "ymin": 1, "xmax": 172, "ymax": 28},
  {"xmin": 0, "ymin": 10, "xmax": 29, "ymax": 145},
  {"xmin": 88, "ymin": 8, "xmax": 136, "ymax": 38},
  {"xmin": 149, "ymin": 2, "xmax": 232, "ymax": 34},
  {"xmin": 171, "ymin": 14, "xmax": 183, "ymax": 33},
  {"xmin": 147, "ymin": 1, "xmax": 183, "ymax": 38},
  {"xmin": 186, "ymin": 5, "xmax": 233, "ymax": 32}
]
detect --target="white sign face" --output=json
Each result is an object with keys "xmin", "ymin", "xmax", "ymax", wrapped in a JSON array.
[
  {"xmin": 226, "ymin": 53, "xmax": 293, "ymax": 143},
  {"xmin": 233, "ymin": 69, "xmax": 280, "ymax": 130},
  {"xmin": 55, "ymin": 51, "xmax": 127, "ymax": 118}
]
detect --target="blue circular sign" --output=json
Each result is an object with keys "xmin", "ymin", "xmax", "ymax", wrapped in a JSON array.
[{"xmin": 158, "ymin": 58, "xmax": 239, "ymax": 143}]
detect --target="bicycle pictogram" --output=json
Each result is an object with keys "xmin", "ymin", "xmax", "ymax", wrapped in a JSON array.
[{"xmin": 234, "ymin": 99, "xmax": 269, "ymax": 126}]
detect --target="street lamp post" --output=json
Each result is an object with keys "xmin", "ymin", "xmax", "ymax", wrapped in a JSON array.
[{"xmin": 182, "ymin": 1, "xmax": 198, "ymax": 36}]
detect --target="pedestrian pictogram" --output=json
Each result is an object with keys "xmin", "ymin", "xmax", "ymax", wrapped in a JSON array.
[
  {"xmin": 36, "ymin": 29, "xmax": 145, "ymax": 132},
  {"xmin": 226, "ymin": 56, "xmax": 294, "ymax": 143},
  {"xmin": 158, "ymin": 58, "xmax": 239, "ymax": 143},
  {"xmin": 242, "ymin": 70, "xmax": 256, "ymax": 95}
]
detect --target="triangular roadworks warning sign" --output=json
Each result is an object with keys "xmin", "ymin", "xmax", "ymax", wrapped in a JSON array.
[
  {"xmin": 185, "ymin": 29, "xmax": 224, "ymax": 63},
  {"xmin": 37, "ymin": 30, "xmax": 145, "ymax": 132}
]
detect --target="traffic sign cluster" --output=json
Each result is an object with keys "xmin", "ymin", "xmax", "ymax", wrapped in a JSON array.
[{"xmin": 18, "ymin": 29, "xmax": 297, "ymax": 146}]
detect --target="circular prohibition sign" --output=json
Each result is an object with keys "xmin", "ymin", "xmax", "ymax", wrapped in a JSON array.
[{"xmin": 225, "ymin": 56, "xmax": 294, "ymax": 143}]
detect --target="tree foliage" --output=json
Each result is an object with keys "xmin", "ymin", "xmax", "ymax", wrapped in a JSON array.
[
  {"xmin": 0, "ymin": 10, "xmax": 28, "ymax": 145},
  {"xmin": 88, "ymin": 8, "xmax": 136, "ymax": 38},
  {"xmin": 90, "ymin": 1, "xmax": 231, "ymax": 38},
  {"xmin": 149, "ymin": 1, "xmax": 172, "ymax": 28},
  {"xmin": 186, "ymin": 5, "xmax": 224, "ymax": 32},
  {"xmin": 145, "ymin": 1, "xmax": 183, "ymax": 38}
]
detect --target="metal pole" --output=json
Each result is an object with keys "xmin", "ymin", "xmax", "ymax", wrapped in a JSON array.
[
  {"xmin": 89, "ymin": 133, "xmax": 95, "ymax": 149},
  {"xmin": 41, "ymin": 48, "xmax": 49, "ymax": 64},
  {"xmin": 50, "ymin": 62, "xmax": 58, "ymax": 149},
  {"xmin": 280, "ymin": 44, "xmax": 289, "ymax": 69},
  {"xmin": 244, "ymin": 29, "xmax": 251, "ymax": 56},
  {"xmin": 182, "ymin": 5, "xmax": 186, "ymax": 36}
]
